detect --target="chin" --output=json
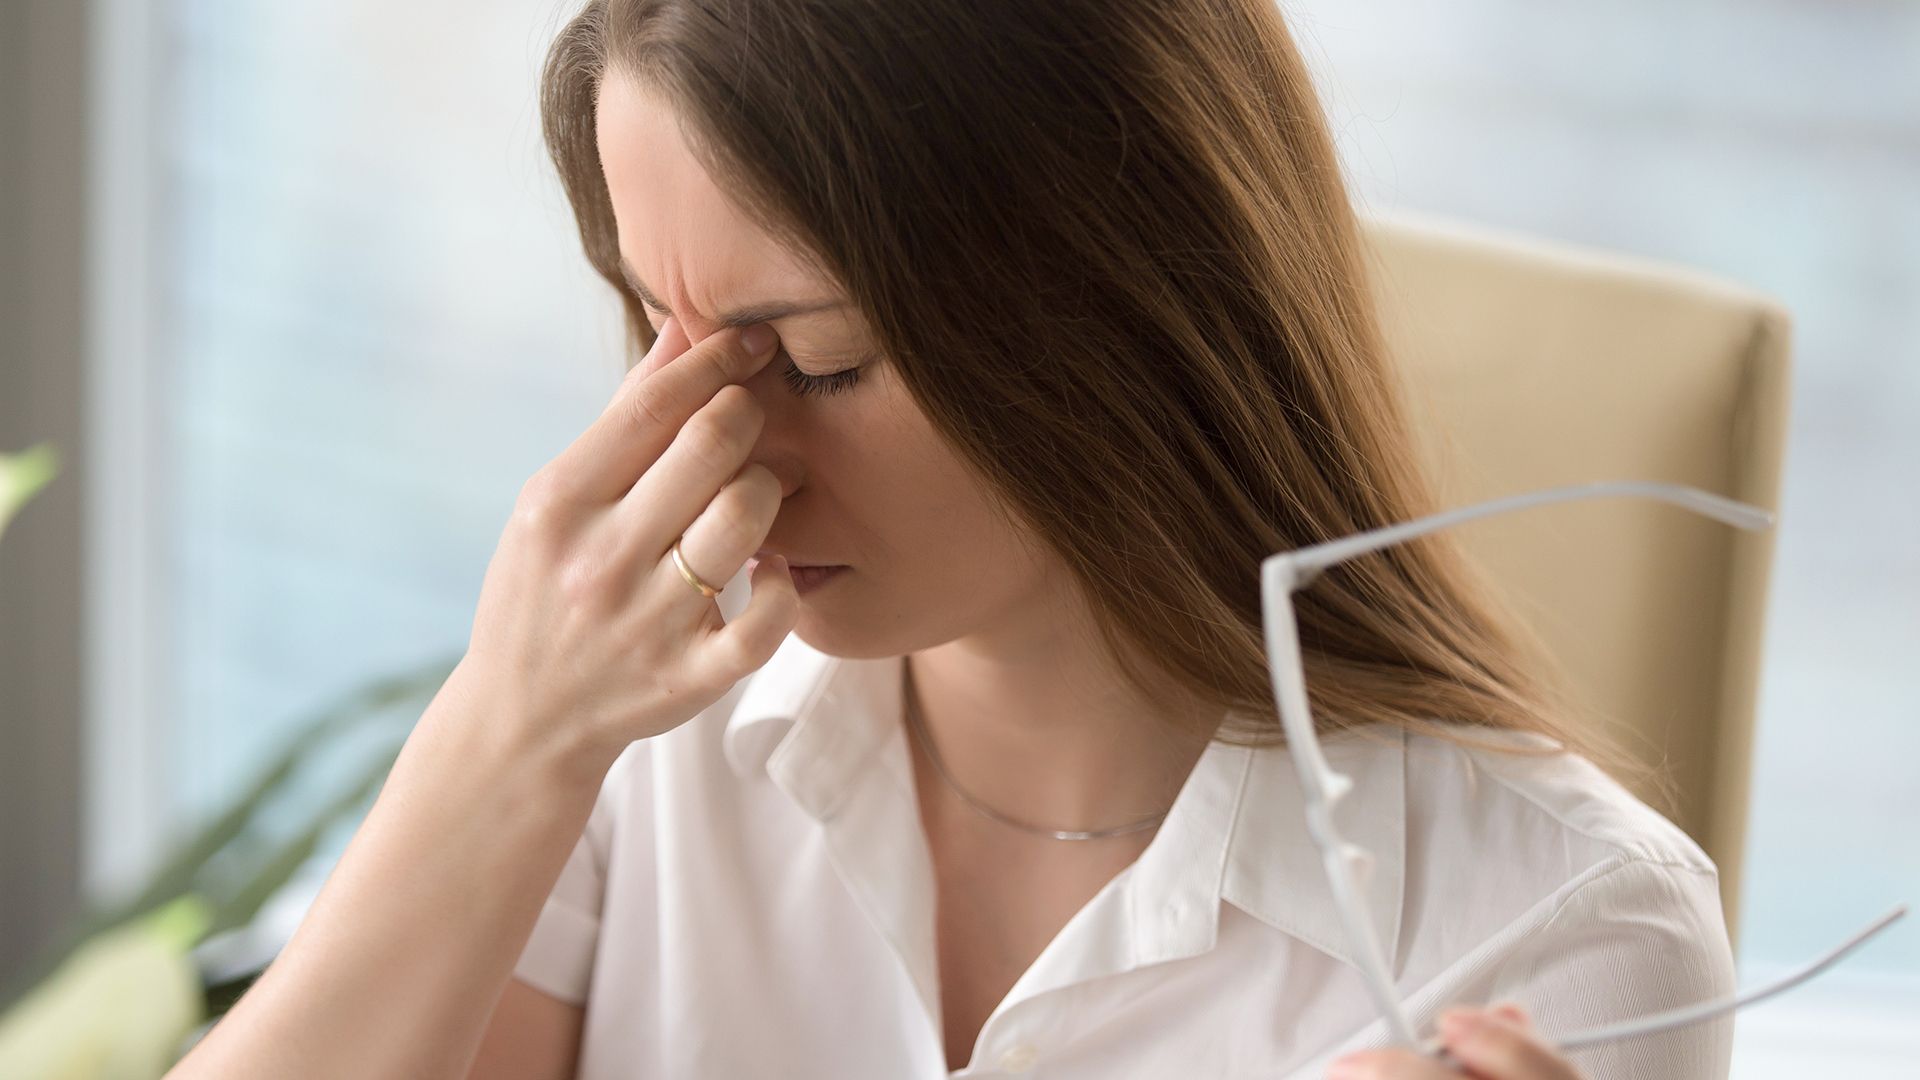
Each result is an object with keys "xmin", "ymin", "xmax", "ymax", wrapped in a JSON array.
[
  {"xmin": 785, "ymin": 578, "xmax": 931, "ymax": 661},
  {"xmin": 791, "ymin": 609, "xmax": 902, "ymax": 661}
]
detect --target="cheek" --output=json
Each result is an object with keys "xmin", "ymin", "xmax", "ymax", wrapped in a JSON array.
[
  {"xmin": 862, "ymin": 410, "xmax": 1028, "ymax": 570},
  {"xmin": 842, "ymin": 404, "xmax": 959, "ymax": 527}
]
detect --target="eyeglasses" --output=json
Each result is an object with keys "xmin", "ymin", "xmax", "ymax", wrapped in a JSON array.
[{"xmin": 1260, "ymin": 478, "xmax": 1909, "ymax": 1065}]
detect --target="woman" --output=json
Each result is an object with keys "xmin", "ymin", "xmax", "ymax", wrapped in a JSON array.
[{"xmin": 166, "ymin": 1, "xmax": 1736, "ymax": 1078}]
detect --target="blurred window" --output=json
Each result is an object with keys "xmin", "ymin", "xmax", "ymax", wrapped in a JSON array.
[{"xmin": 118, "ymin": 0, "xmax": 621, "ymax": 868}]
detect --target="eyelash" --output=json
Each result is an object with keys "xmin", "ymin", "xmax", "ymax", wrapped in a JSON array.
[{"xmin": 779, "ymin": 351, "xmax": 864, "ymax": 398}]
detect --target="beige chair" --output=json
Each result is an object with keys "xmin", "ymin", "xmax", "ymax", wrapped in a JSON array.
[{"xmin": 1358, "ymin": 209, "xmax": 1793, "ymax": 948}]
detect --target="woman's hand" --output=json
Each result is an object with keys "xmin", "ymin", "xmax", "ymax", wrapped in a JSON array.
[
  {"xmin": 165, "ymin": 317, "xmax": 801, "ymax": 1079},
  {"xmin": 444, "ymin": 315, "xmax": 801, "ymax": 774},
  {"xmin": 1327, "ymin": 1004, "xmax": 1584, "ymax": 1080}
]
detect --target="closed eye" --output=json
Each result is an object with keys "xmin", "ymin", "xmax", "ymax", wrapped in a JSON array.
[{"xmin": 780, "ymin": 349, "xmax": 875, "ymax": 398}]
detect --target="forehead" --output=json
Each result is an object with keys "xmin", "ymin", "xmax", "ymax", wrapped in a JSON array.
[{"xmin": 594, "ymin": 70, "xmax": 831, "ymax": 325}]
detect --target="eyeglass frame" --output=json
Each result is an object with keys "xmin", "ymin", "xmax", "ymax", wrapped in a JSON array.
[{"xmin": 1258, "ymin": 478, "xmax": 1908, "ymax": 1065}]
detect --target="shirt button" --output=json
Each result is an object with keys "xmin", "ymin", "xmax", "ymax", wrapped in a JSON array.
[{"xmin": 995, "ymin": 1043, "xmax": 1039, "ymax": 1072}]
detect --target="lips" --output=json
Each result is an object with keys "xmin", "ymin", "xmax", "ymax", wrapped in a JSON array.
[{"xmin": 789, "ymin": 564, "xmax": 849, "ymax": 594}]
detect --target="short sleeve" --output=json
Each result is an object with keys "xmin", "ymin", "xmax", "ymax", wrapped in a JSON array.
[
  {"xmin": 1485, "ymin": 856, "xmax": 1738, "ymax": 1080},
  {"xmin": 511, "ymin": 757, "xmax": 623, "ymax": 1005}
]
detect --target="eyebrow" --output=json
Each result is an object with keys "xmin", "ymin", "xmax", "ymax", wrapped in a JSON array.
[{"xmin": 616, "ymin": 257, "xmax": 849, "ymax": 328}]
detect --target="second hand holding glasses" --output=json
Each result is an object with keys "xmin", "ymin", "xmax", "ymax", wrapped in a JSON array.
[{"xmin": 1258, "ymin": 479, "xmax": 1909, "ymax": 1068}]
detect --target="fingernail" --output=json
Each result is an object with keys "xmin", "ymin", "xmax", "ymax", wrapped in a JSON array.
[{"xmin": 740, "ymin": 323, "xmax": 778, "ymax": 356}]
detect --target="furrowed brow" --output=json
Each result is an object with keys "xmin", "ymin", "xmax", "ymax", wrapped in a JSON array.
[{"xmin": 616, "ymin": 257, "xmax": 848, "ymax": 328}]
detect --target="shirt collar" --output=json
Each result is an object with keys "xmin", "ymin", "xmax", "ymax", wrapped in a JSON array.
[
  {"xmin": 721, "ymin": 634, "xmax": 905, "ymax": 822},
  {"xmin": 720, "ymin": 635, "xmax": 1408, "ymax": 975},
  {"xmin": 1219, "ymin": 721, "xmax": 1408, "ymax": 973}
]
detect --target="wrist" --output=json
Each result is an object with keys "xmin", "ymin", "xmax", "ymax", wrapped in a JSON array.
[{"xmin": 423, "ymin": 657, "xmax": 623, "ymax": 794}]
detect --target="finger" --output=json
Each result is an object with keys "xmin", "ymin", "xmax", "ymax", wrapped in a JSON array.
[
  {"xmin": 1438, "ymin": 1008, "xmax": 1580, "ymax": 1080},
  {"xmin": 597, "ymin": 315, "xmax": 693, "ymax": 433},
  {"xmin": 690, "ymin": 550, "xmax": 798, "ymax": 687},
  {"xmin": 1491, "ymin": 1002, "xmax": 1531, "ymax": 1029},
  {"xmin": 633, "ymin": 314, "xmax": 688, "ymax": 380},
  {"xmin": 538, "ymin": 316, "xmax": 691, "ymax": 505},
  {"xmin": 654, "ymin": 459, "xmax": 782, "ymax": 613},
  {"xmin": 1325, "ymin": 1048, "xmax": 1459, "ymax": 1079},
  {"xmin": 547, "ymin": 320, "xmax": 780, "ymax": 505},
  {"xmin": 617, "ymin": 382, "xmax": 767, "ymax": 559}
]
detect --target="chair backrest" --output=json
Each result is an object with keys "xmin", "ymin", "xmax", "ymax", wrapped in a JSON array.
[{"xmin": 1357, "ymin": 209, "xmax": 1792, "ymax": 945}]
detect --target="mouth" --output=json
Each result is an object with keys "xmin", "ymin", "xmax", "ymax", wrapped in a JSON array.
[
  {"xmin": 788, "ymin": 564, "xmax": 850, "ymax": 594},
  {"xmin": 746, "ymin": 550, "xmax": 850, "ymax": 595}
]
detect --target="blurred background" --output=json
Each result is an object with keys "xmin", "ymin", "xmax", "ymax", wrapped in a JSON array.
[{"xmin": 1, "ymin": 0, "xmax": 1914, "ymax": 1074}]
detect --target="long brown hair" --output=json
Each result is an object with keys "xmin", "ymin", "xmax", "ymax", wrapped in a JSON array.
[{"xmin": 538, "ymin": 0, "xmax": 1663, "ymax": 804}]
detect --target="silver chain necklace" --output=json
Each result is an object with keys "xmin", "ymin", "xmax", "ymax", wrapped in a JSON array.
[{"xmin": 903, "ymin": 663, "xmax": 1170, "ymax": 841}]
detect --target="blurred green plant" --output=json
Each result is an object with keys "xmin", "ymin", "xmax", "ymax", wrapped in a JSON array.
[
  {"xmin": 0, "ymin": 440, "xmax": 462, "ymax": 1075},
  {"xmin": 0, "ymin": 649, "xmax": 459, "ymax": 1074},
  {"xmin": 0, "ymin": 441, "xmax": 60, "ymax": 542},
  {"xmin": 0, "ymin": 896, "xmax": 212, "ymax": 1080}
]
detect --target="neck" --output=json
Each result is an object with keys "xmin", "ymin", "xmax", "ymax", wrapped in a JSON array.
[{"xmin": 902, "ymin": 602, "xmax": 1218, "ymax": 837}]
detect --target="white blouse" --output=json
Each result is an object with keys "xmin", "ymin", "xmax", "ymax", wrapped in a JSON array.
[{"xmin": 511, "ymin": 631, "xmax": 1737, "ymax": 1078}]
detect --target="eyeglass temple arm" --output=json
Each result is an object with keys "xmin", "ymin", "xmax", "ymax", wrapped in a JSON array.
[
  {"xmin": 1314, "ymin": 483, "xmax": 1902, "ymax": 1056},
  {"xmin": 1540, "ymin": 902, "xmax": 1906, "ymax": 1052},
  {"xmin": 1274, "ymin": 480, "xmax": 1775, "ymax": 590},
  {"xmin": 1261, "ymin": 480, "xmax": 1778, "ymax": 1054}
]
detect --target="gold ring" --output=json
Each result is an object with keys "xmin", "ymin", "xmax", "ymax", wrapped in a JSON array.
[{"xmin": 670, "ymin": 537, "xmax": 721, "ymax": 598}]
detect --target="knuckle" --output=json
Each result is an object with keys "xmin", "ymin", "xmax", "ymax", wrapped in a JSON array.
[
  {"xmin": 625, "ymin": 379, "xmax": 678, "ymax": 433},
  {"xmin": 513, "ymin": 474, "xmax": 566, "ymax": 532},
  {"xmin": 683, "ymin": 413, "xmax": 743, "ymax": 474},
  {"xmin": 518, "ymin": 465, "xmax": 562, "ymax": 505},
  {"xmin": 708, "ymin": 383, "xmax": 764, "ymax": 434},
  {"xmin": 718, "ymin": 380, "xmax": 760, "ymax": 422},
  {"xmin": 702, "ymin": 332, "xmax": 755, "ymax": 380},
  {"xmin": 511, "ymin": 501, "xmax": 552, "ymax": 539},
  {"xmin": 683, "ymin": 391, "xmax": 758, "ymax": 460},
  {"xmin": 709, "ymin": 484, "xmax": 766, "ymax": 544}
]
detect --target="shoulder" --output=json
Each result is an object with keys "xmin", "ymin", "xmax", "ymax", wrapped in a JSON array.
[
  {"xmin": 1393, "ymin": 723, "xmax": 1733, "ymax": 982},
  {"xmin": 1393, "ymin": 726, "xmax": 1737, "ymax": 1075},
  {"xmin": 1402, "ymin": 725, "xmax": 1717, "ymax": 880},
  {"xmin": 1396, "ymin": 723, "xmax": 1730, "ymax": 972}
]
